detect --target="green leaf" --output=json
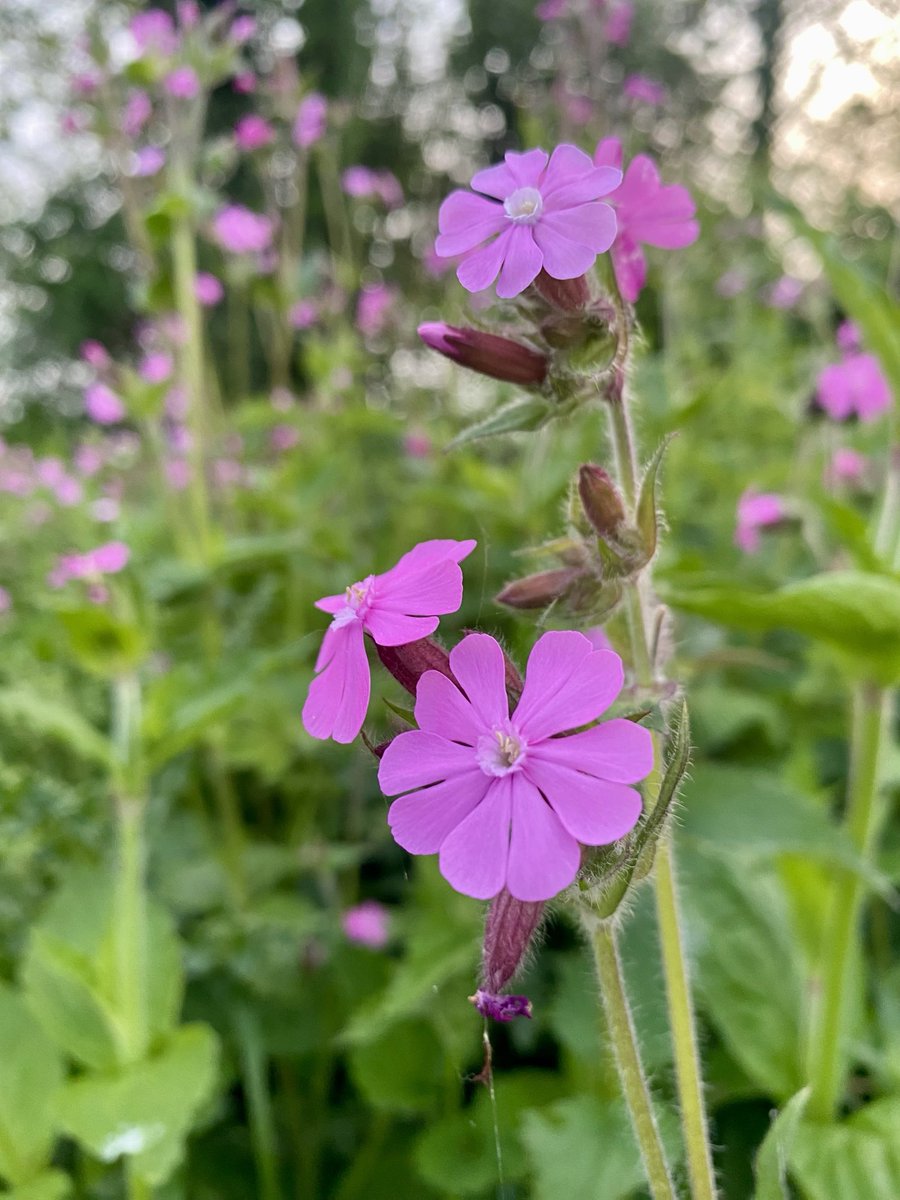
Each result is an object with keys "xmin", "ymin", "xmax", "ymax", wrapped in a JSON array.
[
  {"xmin": 57, "ymin": 1024, "xmax": 219, "ymax": 1188},
  {"xmin": 0, "ymin": 985, "xmax": 65, "ymax": 1187},
  {"xmin": 5, "ymin": 1171, "xmax": 72, "ymax": 1200},
  {"xmin": 754, "ymin": 1087, "xmax": 810, "ymax": 1200},
  {"xmin": 54, "ymin": 608, "xmax": 148, "ymax": 679},
  {"xmin": 636, "ymin": 434, "xmax": 675, "ymax": 564},
  {"xmin": 789, "ymin": 1098, "xmax": 900, "ymax": 1200},
  {"xmin": 445, "ymin": 397, "xmax": 552, "ymax": 450},
  {"xmin": 0, "ymin": 687, "xmax": 113, "ymax": 768},
  {"xmin": 348, "ymin": 1019, "xmax": 447, "ymax": 1114},
  {"xmin": 23, "ymin": 868, "xmax": 183, "ymax": 1071},
  {"xmin": 664, "ymin": 571, "xmax": 900, "ymax": 683}
]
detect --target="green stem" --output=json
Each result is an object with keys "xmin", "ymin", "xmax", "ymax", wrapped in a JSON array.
[
  {"xmin": 126, "ymin": 1162, "xmax": 153, "ymax": 1200},
  {"xmin": 235, "ymin": 1006, "xmax": 283, "ymax": 1200},
  {"xmin": 605, "ymin": 395, "xmax": 718, "ymax": 1200},
  {"xmin": 806, "ymin": 684, "xmax": 889, "ymax": 1121},
  {"xmin": 589, "ymin": 922, "xmax": 677, "ymax": 1200}
]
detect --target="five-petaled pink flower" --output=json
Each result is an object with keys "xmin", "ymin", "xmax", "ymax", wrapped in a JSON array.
[
  {"xmin": 435, "ymin": 145, "xmax": 621, "ymax": 299},
  {"xmin": 735, "ymin": 489, "xmax": 785, "ymax": 554},
  {"xmin": 816, "ymin": 353, "xmax": 892, "ymax": 423},
  {"xmin": 594, "ymin": 138, "xmax": 699, "ymax": 303},
  {"xmin": 379, "ymin": 630, "xmax": 652, "ymax": 902},
  {"xmin": 302, "ymin": 539, "xmax": 476, "ymax": 744}
]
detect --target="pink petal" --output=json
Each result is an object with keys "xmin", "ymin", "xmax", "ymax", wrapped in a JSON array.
[
  {"xmin": 439, "ymin": 778, "xmax": 512, "ymax": 899},
  {"xmin": 374, "ymin": 559, "xmax": 464, "ymax": 617},
  {"xmin": 378, "ymin": 729, "xmax": 476, "ymax": 794},
  {"xmin": 529, "ymin": 719, "xmax": 654, "ymax": 784},
  {"xmin": 541, "ymin": 168, "xmax": 622, "ymax": 211},
  {"xmin": 392, "ymin": 538, "xmax": 477, "ymax": 572},
  {"xmin": 542, "ymin": 202, "xmax": 617, "ymax": 252},
  {"xmin": 817, "ymin": 364, "xmax": 854, "ymax": 420},
  {"xmin": 302, "ymin": 622, "xmax": 370, "ymax": 743},
  {"xmin": 532, "ymin": 221, "xmax": 598, "ymax": 280},
  {"xmin": 437, "ymin": 191, "xmax": 506, "ymax": 256},
  {"xmin": 525, "ymin": 759, "xmax": 643, "ymax": 845},
  {"xmin": 593, "ymin": 137, "xmax": 623, "ymax": 172},
  {"xmin": 315, "ymin": 592, "xmax": 347, "ymax": 614},
  {"xmin": 456, "ymin": 228, "xmax": 513, "ymax": 293},
  {"xmin": 470, "ymin": 161, "xmax": 520, "ymax": 199},
  {"xmin": 415, "ymin": 670, "xmax": 483, "ymax": 745},
  {"xmin": 363, "ymin": 609, "xmax": 439, "ymax": 646},
  {"xmin": 611, "ymin": 237, "xmax": 646, "ymax": 304},
  {"xmin": 387, "ymin": 770, "xmax": 491, "ymax": 854},
  {"xmin": 513, "ymin": 631, "xmax": 623, "ymax": 741},
  {"xmin": 448, "ymin": 633, "xmax": 510, "ymax": 728},
  {"xmin": 539, "ymin": 143, "xmax": 596, "ymax": 195},
  {"xmin": 496, "ymin": 227, "xmax": 543, "ymax": 299},
  {"xmin": 504, "ymin": 148, "xmax": 550, "ymax": 188},
  {"xmin": 506, "ymin": 776, "xmax": 581, "ymax": 901}
]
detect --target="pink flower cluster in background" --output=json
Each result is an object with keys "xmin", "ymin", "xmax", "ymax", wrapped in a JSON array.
[
  {"xmin": 294, "ymin": 93, "xmax": 327, "ymax": 149},
  {"xmin": 49, "ymin": 541, "xmax": 130, "ymax": 589},
  {"xmin": 341, "ymin": 167, "xmax": 403, "ymax": 208},
  {"xmin": 212, "ymin": 205, "xmax": 276, "ymax": 255},
  {"xmin": 734, "ymin": 489, "xmax": 785, "ymax": 554},
  {"xmin": 342, "ymin": 901, "xmax": 390, "ymax": 949},
  {"xmin": 816, "ymin": 326, "xmax": 891, "ymax": 422}
]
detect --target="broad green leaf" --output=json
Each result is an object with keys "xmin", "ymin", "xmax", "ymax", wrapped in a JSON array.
[
  {"xmin": 348, "ymin": 1019, "xmax": 448, "ymax": 1114},
  {"xmin": 5, "ymin": 1171, "xmax": 72, "ymax": 1200},
  {"xmin": 446, "ymin": 397, "xmax": 552, "ymax": 450},
  {"xmin": 754, "ymin": 1088, "xmax": 810, "ymax": 1200},
  {"xmin": 57, "ymin": 1023, "xmax": 219, "ymax": 1188},
  {"xmin": 790, "ymin": 1098, "xmax": 900, "ymax": 1200},
  {"xmin": 664, "ymin": 571, "xmax": 900, "ymax": 683},
  {"xmin": 54, "ymin": 607, "xmax": 148, "ymax": 678},
  {"xmin": 0, "ymin": 688, "xmax": 113, "ymax": 768},
  {"xmin": 23, "ymin": 868, "xmax": 183, "ymax": 1071},
  {"xmin": 678, "ymin": 849, "xmax": 805, "ymax": 1100},
  {"xmin": 0, "ymin": 985, "xmax": 65, "ymax": 1187}
]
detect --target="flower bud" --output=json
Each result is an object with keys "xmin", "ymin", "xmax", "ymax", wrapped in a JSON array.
[
  {"xmin": 533, "ymin": 270, "xmax": 591, "ymax": 312},
  {"xmin": 481, "ymin": 888, "xmax": 544, "ymax": 994},
  {"xmin": 375, "ymin": 637, "xmax": 453, "ymax": 696},
  {"xmin": 417, "ymin": 323, "xmax": 548, "ymax": 386},
  {"xmin": 496, "ymin": 567, "xmax": 584, "ymax": 610},
  {"xmin": 579, "ymin": 464, "xmax": 626, "ymax": 537}
]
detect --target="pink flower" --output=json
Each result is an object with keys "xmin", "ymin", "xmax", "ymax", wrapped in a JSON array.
[
  {"xmin": 130, "ymin": 9, "xmax": 178, "ymax": 55},
  {"xmin": 138, "ymin": 352, "xmax": 173, "ymax": 384},
  {"xmin": 0, "ymin": 586, "xmax": 11, "ymax": 615},
  {"xmin": 233, "ymin": 72, "xmax": 257, "ymax": 94},
  {"xmin": 74, "ymin": 444, "xmax": 105, "ymax": 477},
  {"xmin": 81, "ymin": 340, "xmax": 111, "ymax": 369},
  {"xmin": 836, "ymin": 320, "xmax": 861, "ymax": 353},
  {"xmin": 234, "ymin": 114, "xmax": 275, "ymax": 151},
  {"xmin": 535, "ymin": 0, "xmax": 567, "ymax": 19},
  {"xmin": 289, "ymin": 300, "xmax": 317, "ymax": 329},
  {"xmin": 165, "ymin": 460, "xmax": 191, "ymax": 491},
  {"xmin": 49, "ymin": 541, "xmax": 130, "ymax": 587},
  {"xmin": 92, "ymin": 541, "xmax": 130, "ymax": 573},
  {"xmin": 604, "ymin": 1, "xmax": 634, "ymax": 45},
  {"xmin": 623, "ymin": 74, "xmax": 667, "ymax": 106},
  {"xmin": 404, "ymin": 431, "xmax": 432, "ymax": 459},
  {"xmin": 84, "ymin": 383, "xmax": 125, "ymax": 425},
  {"xmin": 766, "ymin": 276, "xmax": 804, "ymax": 309},
  {"xmin": 131, "ymin": 146, "xmax": 166, "ymax": 177},
  {"xmin": 71, "ymin": 71, "xmax": 102, "ymax": 97},
  {"xmin": 270, "ymin": 424, "xmax": 300, "ymax": 452},
  {"xmin": 342, "ymin": 901, "xmax": 390, "ymax": 948},
  {"xmin": 164, "ymin": 67, "xmax": 200, "ymax": 99},
  {"xmin": 302, "ymin": 538, "xmax": 476, "ymax": 744},
  {"xmin": 54, "ymin": 477, "xmax": 84, "ymax": 507},
  {"xmin": 177, "ymin": 0, "xmax": 200, "ymax": 28},
  {"xmin": 593, "ymin": 138, "xmax": 698, "ymax": 303},
  {"xmin": 212, "ymin": 205, "xmax": 275, "ymax": 254},
  {"xmin": 229, "ymin": 15, "xmax": 257, "ymax": 44},
  {"xmin": 816, "ymin": 353, "xmax": 892, "ymax": 423},
  {"xmin": 735, "ymin": 489, "xmax": 785, "ymax": 554},
  {"xmin": 435, "ymin": 145, "xmax": 620, "ymax": 299},
  {"xmin": 356, "ymin": 284, "xmax": 395, "ymax": 338},
  {"xmin": 380, "ymin": 630, "xmax": 651, "ymax": 901},
  {"xmin": 195, "ymin": 272, "xmax": 224, "ymax": 306},
  {"xmin": 293, "ymin": 93, "xmax": 327, "ymax": 149},
  {"xmin": 121, "ymin": 90, "xmax": 152, "ymax": 138},
  {"xmin": 341, "ymin": 167, "xmax": 403, "ymax": 207},
  {"xmin": 826, "ymin": 447, "xmax": 868, "ymax": 488}
]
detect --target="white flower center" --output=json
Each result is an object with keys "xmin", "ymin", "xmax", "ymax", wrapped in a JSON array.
[
  {"xmin": 504, "ymin": 186, "xmax": 543, "ymax": 225},
  {"xmin": 331, "ymin": 575, "xmax": 375, "ymax": 629},
  {"xmin": 476, "ymin": 726, "xmax": 527, "ymax": 777}
]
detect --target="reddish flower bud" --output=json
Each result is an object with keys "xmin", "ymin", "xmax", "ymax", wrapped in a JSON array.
[
  {"xmin": 417, "ymin": 323, "xmax": 548, "ymax": 386},
  {"xmin": 481, "ymin": 888, "xmax": 545, "ymax": 993},
  {"xmin": 375, "ymin": 637, "xmax": 453, "ymax": 696},
  {"xmin": 578, "ymin": 464, "xmax": 626, "ymax": 537},
  {"xmin": 533, "ymin": 270, "xmax": 591, "ymax": 311},
  {"xmin": 495, "ymin": 567, "xmax": 585, "ymax": 610}
]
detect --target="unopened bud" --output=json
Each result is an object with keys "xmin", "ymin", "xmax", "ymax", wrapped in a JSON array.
[
  {"xmin": 578, "ymin": 464, "xmax": 626, "ymax": 537},
  {"xmin": 417, "ymin": 323, "xmax": 548, "ymax": 386},
  {"xmin": 481, "ymin": 888, "xmax": 544, "ymax": 994},
  {"xmin": 496, "ymin": 568, "xmax": 584, "ymax": 610},
  {"xmin": 533, "ymin": 270, "xmax": 591, "ymax": 312},
  {"xmin": 375, "ymin": 637, "xmax": 453, "ymax": 696}
]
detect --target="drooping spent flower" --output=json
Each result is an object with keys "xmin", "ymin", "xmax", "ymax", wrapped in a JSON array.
[
  {"xmin": 593, "ymin": 138, "xmax": 698, "ymax": 303},
  {"xmin": 302, "ymin": 539, "xmax": 476, "ymax": 744},
  {"xmin": 435, "ymin": 145, "xmax": 621, "ymax": 299},
  {"xmin": 380, "ymin": 631, "xmax": 652, "ymax": 901},
  {"xmin": 734, "ymin": 489, "xmax": 785, "ymax": 554}
]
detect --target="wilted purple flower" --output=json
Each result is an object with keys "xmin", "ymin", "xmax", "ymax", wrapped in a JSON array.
[
  {"xmin": 604, "ymin": 1, "xmax": 634, "ymax": 45},
  {"xmin": 435, "ymin": 145, "xmax": 620, "ymax": 299},
  {"xmin": 81, "ymin": 340, "xmax": 111, "ymax": 369},
  {"xmin": 229, "ymin": 15, "xmax": 257, "ymax": 44},
  {"xmin": 593, "ymin": 138, "xmax": 698, "ymax": 303},
  {"xmin": 192, "ymin": 273, "xmax": 222, "ymax": 307},
  {"xmin": 817, "ymin": 353, "xmax": 892, "ymax": 422},
  {"xmin": 342, "ymin": 901, "xmax": 390, "ymax": 948},
  {"xmin": 623, "ymin": 75, "xmax": 667, "ymax": 106},
  {"xmin": 380, "ymin": 631, "xmax": 651, "ymax": 901},
  {"xmin": 212, "ymin": 205, "xmax": 275, "ymax": 254},
  {"xmin": 270, "ymin": 424, "xmax": 300, "ymax": 452},
  {"xmin": 234, "ymin": 114, "xmax": 275, "ymax": 151},
  {"xmin": 164, "ymin": 66, "xmax": 200, "ymax": 99},
  {"xmin": 130, "ymin": 9, "xmax": 178, "ymax": 56},
  {"xmin": 293, "ymin": 93, "xmax": 327, "ymax": 149},
  {"xmin": 735, "ymin": 489, "xmax": 785, "ymax": 554},
  {"xmin": 471, "ymin": 990, "xmax": 533, "ymax": 1021},
  {"xmin": 356, "ymin": 284, "xmax": 396, "ymax": 338},
  {"xmin": 131, "ymin": 146, "xmax": 166, "ymax": 177},
  {"xmin": 121, "ymin": 90, "xmax": 152, "ymax": 138},
  {"xmin": 85, "ymin": 383, "xmax": 125, "ymax": 425},
  {"xmin": 302, "ymin": 539, "xmax": 476, "ymax": 744},
  {"xmin": 289, "ymin": 300, "xmax": 318, "ymax": 329},
  {"xmin": 0, "ymin": 587, "xmax": 11, "ymax": 615},
  {"xmin": 139, "ymin": 352, "xmax": 173, "ymax": 384}
]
